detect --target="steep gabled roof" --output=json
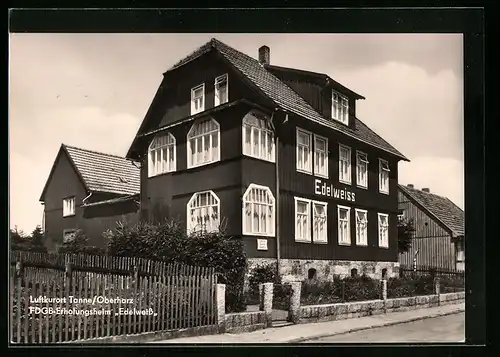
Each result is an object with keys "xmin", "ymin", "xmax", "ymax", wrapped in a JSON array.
[
  {"xmin": 40, "ymin": 144, "xmax": 140, "ymax": 201},
  {"xmin": 162, "ymin": 38, "xmax": 408, "ymax": 161},
  {"xmin": 398, "ymin": 184, "xmax": 465, "ymax": 238}
]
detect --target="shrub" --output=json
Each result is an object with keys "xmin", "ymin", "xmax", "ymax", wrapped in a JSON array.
[
  {"xmin": 103, "ymin": 219, "xmax": 247, "ymax": 313},
  {"xmin": 387, "ymin": 274, "xmax": 435, "ymax": 298},
  {"xmin": 247, "ymin": 263, "xmax": 280, "ymax": 305},
  {"xmin": 343, "ymin": 274, "xmax": 381, "ymax": 302}
]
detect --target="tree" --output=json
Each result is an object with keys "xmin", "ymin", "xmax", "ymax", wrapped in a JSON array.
[
  {"xmin": 398, "ymin": 217, "xmax": 415, "ymax": 254},
  {"xmin": 30, "ymin": 226, "xmax": 47, "ymax": 252}
]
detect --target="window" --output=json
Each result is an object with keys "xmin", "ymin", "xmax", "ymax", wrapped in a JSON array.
[
  {"xmin": 295, "ymin": 197, "xmax": 311, "ymax": 242},
  {"xmin": 148, "ymin": 133, "xmax": 176, "ymax": 177},
  {"xmin": 63, "ymin": 229, "xmax": 76, "ymax": 243},
  {"xmin": 214, "ymin": 74, "xmax": 228, "ymax": 106},
  {"xmin": 379, "ymin": 159, "xmax": 390, "ymax": 194},
  {"xmin": 191, "ymin": 83, "xmax": 205, "ymax": 115},
  {"xmin": 296, "ymin": 128, "xmax": 312, "ymax": 174},
  {"xmin": 456, "ymin": 241, "xmax": 465, "ymax": 271},
  {"xmin": 308, "ymin": 268, "xmax": 317, "ymax": 280},
  {"xmin": 339, "ymin": 145, "xmax": 351, "ymax": 184},
  {"xmin": 312, "ymin": 201, "xmax": 328, "ymax": 243},
  {"xmin": 356, "ymin": 151, "xmax": 368, "ymax": 188},
  {"xmin": 378, "ymin": 213, "xmax": 389, "ymax": 248},
  {"xmin": 332, "ymin": 90, "xmax": 349, "ymax": 124},
  {"xmin": 187, "ymin": 118, "xmax": 220, "ymax": 168},
  {"xmin": 63, "ymin": 197, "xmax": 75, "ymax": 217},
  {"xmin": 242, "ymin": 184, "xmax": 275, "ymax": 236},
  {"xmin": 314, "ymin": 135, "xmax": 328, "ymax": 178},
  {"xmin": 350, "ymin": 268, "xmax": 358, "ymax": 277},
  {"xmin": 337, "ymin": 205, "xmax": 351, "ymax": 245},
  {"xmin": 242, "ymin": 111, "xmax": 275, "ymax": 162},
  {"xmin": 355, "ymin": 209, "xmax": 368, "ymax": 246},
  {"xmin": 381, "ymin": 268, "xmax": 388, "ymax": 279},
  {"xmin": 187, "ymin": 191, "xmax": 220, "ymax": 233}
]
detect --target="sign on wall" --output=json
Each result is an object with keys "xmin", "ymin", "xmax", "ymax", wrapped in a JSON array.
[
  {"xmin": 257, "ymin": 239, "xmax": 268, "ymax": 251},
  {"xmin": 314, "ymin": 179, "xmax": 356, "ymax": 202}
]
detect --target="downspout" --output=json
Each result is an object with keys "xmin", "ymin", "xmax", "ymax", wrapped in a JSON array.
[
  {"xmin": 269, "ymin": 108, "xmax": 286, "ymax": 277},
  {"xmin": 82, "ymin": 192, "xmax": 93, "ymax": 206}
]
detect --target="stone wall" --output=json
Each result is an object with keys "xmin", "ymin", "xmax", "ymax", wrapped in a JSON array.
[
  {"xmin": 299, "ymin": 292, "xmax": 464, "ymax": 324},
  {"xmin": 225, "ymin": 311, "xmax": 267, "ymax": 333},
  {"xmin": 247, "ymin": 257, "xmax": 400, "ymax": 282}
]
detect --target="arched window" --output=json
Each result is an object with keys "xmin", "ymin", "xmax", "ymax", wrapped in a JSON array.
[
  {"xmin": 381, "ymin": 268, "xmax": 388, "ymax": 279},
  {"xmin": 242, "ymin": 184, "xmax": 275, "ymax": 236},
  {"xmin": 242, "ymin": 111, "xmax": 275, "ymax": 162},
  {"xmin": 187, "ymin": 118, "xmax": 220, "ymax": 168},
  {"xmin": 350, "ymin": 268, "xmax": 358, "ymax": 277},
  {"xmin": 308, "ymin": 268, "xmax": 317, "ymax": 280},
  {"xmin": 187, "ymin": 190, "xmax": 220, "ymax": 233},
  {"xmin": 148, "ymin": 132, "xmax": 176, "ymax": 177}
]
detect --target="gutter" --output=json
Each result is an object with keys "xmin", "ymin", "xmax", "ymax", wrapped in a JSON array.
[{"xmin": 82, "ymin": 192, "xmax": 93, "ymax": 205}]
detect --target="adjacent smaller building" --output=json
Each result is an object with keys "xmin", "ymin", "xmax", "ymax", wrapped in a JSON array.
[
  {"xmin": 398, "ymin": 184, "xmax": 465, "ymax": 271},
  {"xmin": 39, "ymin": 144, "xmax": 141, "ymax": 251}
]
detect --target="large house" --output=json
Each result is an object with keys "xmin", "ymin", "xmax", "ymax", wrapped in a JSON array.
[
  {"xmin": 125, "ymin": 38, "xmax": 409, "ymax": 281},
  {"xmin": 398, "ymin": 184, "xmax": 465, "ymax": 271},
  {"xmin": 39, "ymin": 144, "xmax": 141, "ymax": 251}
]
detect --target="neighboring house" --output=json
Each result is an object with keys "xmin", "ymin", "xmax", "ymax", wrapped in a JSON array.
[
  {"xmin": 39, "ymin": 144, "xmax": 141, "ymax": 251},
  {"xmin": 126, "ymin": 38, "xmax": 409, "ymax": 281},
  {"xmin": 398, "ymin": 184, "xmax": 465, "ymax": 271}
]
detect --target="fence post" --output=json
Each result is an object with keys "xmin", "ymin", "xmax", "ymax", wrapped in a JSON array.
[
  {"xmin": 288, "ymin": 282, "xmax": 301, "ymax": 324},
  {"xmin": 261, "ymin": 283, "xmax": 273, "ymax": 328},
  {"xmin": 381, "ymin": 279, "xmax": 387, "ymax": 313},
  {"xmin": 216, "ymin": 284, "xmax": 226, "ymax": 334},
  {"xmin": 258, "ymin": 284, "xmax": 264, "ymax": 311},
  {"xmin": 434, "ymin": 277, "xmax": 441, "ymax": 306},
  {"xmin": 65, "ymin": 262, "xmax": 73, "ymax": 293}
]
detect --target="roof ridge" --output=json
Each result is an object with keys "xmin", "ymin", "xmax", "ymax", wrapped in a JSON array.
[{"xmin": 63, "ymin": 144, "xmax": 134, "ymax": 162}]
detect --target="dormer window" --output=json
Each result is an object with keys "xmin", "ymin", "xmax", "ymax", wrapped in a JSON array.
[
  {"xmin": 214, "ymin": 74, "xmax": 228, "ymax": 106},
  {"xmin": 332, "ymin": 90, "xmax": 349, "ymax": 125},
  {"xmin": 191, "ymin": 83, "xmax": 205, "ymax": 115}
]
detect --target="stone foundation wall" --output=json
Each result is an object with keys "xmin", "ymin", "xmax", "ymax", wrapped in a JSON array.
[{"xmin": 247, "ymin": 258, "xmax": 400, "ymax": 282}]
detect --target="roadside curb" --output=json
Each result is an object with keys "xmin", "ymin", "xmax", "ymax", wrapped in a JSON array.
[{"xmin": 288, "ymin": 308, "xmax": 465, "ymax": 343}]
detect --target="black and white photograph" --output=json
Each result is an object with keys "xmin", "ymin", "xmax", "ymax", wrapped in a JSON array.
[{"xmin": 9, "ymin": 28, "xmax": 469, "ymax": 344}]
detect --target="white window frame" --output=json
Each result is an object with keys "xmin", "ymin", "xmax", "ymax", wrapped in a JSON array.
[
  {"xmin": 190, "ymin": 83, "xmax": 205, "ymax": 115},
  {"xmin": 148, "ymin": 132, "xmax": 176, "ymax": 177},
  {"xmin": 332, "ymin": 90, "xmax": 349, "ymax": 125},
  {"xmin": 312, "ymin": 200, "xmax": 328, "ymax": 244},
  {"xmin": 314, "ymin": 134, "xmax": 328, "ymax": 178},
  {"xmin": 356, "ymin": 151, "xmax": 369, "ymax": 189},
  {"xmin": 214, "ymin": 74, "xmax": 229, "ymax": 107},
  {"xmin": 339, "ymin": 144, "xmax": 352, "ymax": 184},
  {"xmin": 337, "ymin": 205, "xmax": 351, "ymax": 246},
  {"xmin": 296, "ymin": 128, "xmax": 313, "ymax": 174},
  {"xmin": 355, "ymin": 208, "xmax": 368, "ymax": 246},
  {"xmin": 294, "ymin": 197, "xmax": 312, "ymax": 242},
  {"xmin": 378, "ymin": 213, "xmax": 389, "ymax": 248},
  {"xmin": 379, "ymin": 159, "xmax": 390, "ymax": 194},
  {"xmin": 242, "ymin": 184, "xmax": 275, "ymax": 237},
  {"xmin": 63, "ymin": 197, "xmax": 75, "ymax": 217},
  {"xmin": 63, "ymin": 229, "xmax": 76, "ymax": 243},
  {"xmin": 242, "ymin": 111, "xmax": 275, "ymax": 163},
  {"xmin": 187, "ymin": 118, "xmax": 221, "ymax": 169},
  {"xmin": 187, "ymin": 190, "xmax": 220, "ymax": 234}
]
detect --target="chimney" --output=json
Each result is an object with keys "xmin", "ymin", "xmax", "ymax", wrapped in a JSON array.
[
  {"xmin": 407, "ymin": 184, "xmax": 414, "ymax": 189},
  {"xmin": 422, "ymin": 188, "xmax": 430, "ymax": 193},
  {"xmin": 258, "ymin": 45, "xmax": 270, "ymax": 65}
]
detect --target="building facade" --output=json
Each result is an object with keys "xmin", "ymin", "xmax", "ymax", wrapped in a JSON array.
[
  {"xmin": 126, "ymin": 39, "xmax": 409, "ymax": 281},
  {"xmin": 39, "ymin": 145, "xmax": 141, "ymax": 251},
  {"xmin": 398, "ymin": 184, "xmax": 465, "ymax": 271}
]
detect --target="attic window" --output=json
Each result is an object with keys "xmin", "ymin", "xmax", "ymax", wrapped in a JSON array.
[
  {"xmin": 191, "ymin": 83, "xmax": 205, "ymax": 115},
  {"xmin": 214, "ymin": 74, "xmax": 228, "ymax": 106},
  {"xmin": 332, "ymin": 90, "xmax": 349, "ymax": 125}
]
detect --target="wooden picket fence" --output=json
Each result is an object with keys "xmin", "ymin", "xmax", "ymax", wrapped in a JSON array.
[{"xmin": 10, "ymin": 252, "xmax": 217, "ymax": 344}]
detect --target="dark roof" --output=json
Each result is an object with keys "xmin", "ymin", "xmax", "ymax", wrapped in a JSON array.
[
  {"xmin": 40, "ymin": 145, "xmax": 140, "ymax": 201},
  {"xmin": 163, "ymin": 38, "xmax": 408, "ymax": 161},
  {"xmin": 264, "ymin": 64, "xmax": 366, "ymax": 100},
  {"xmin": 398, "ymin": 184, "xmax": 465, "ymax": 238},
  {"xmin": 82, "ymin": 194, "xmax": 140, "ymax": 208}
]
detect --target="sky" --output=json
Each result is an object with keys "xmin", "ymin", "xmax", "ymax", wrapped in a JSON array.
[{"xmin": 9, "ymin": 33, "xmax": 464, "ymax": 233}]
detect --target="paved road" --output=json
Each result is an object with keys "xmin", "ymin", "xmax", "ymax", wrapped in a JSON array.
[{"xmin": 303, "ymin": 313, "xmax": 465, "ymax": 343}]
